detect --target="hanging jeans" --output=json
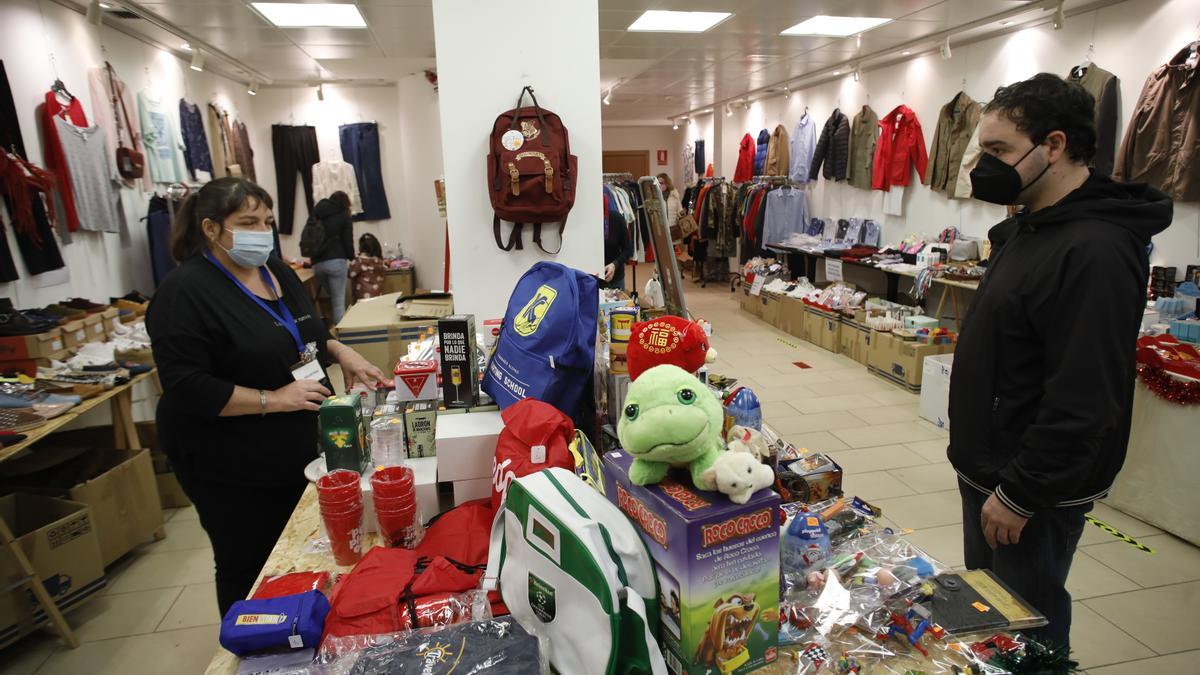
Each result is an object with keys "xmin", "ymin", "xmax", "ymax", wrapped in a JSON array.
[
  {"xmin": 271, "ymin": 125, "xmax": 319, "ymax": 235},
  {"xmin": 339, "ymin": 122, "xmax": 391, "ymax": 221},
  {"xmin": 312, "ymin": 258, "xmax": 349, "ymax": 325},
  {"xmin": 146, "ymin": 195, "xmax": 177, "ymax": 287}
]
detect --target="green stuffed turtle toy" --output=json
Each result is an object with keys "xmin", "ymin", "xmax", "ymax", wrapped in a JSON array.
[{"xmin": 617, "ymin": 364, "xmax": 725, "ymax": 490}]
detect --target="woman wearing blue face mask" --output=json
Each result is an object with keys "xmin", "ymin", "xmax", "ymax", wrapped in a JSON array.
[{"xmin": 146, "ymin": 177, "xmax": 389, "ymax": 617}]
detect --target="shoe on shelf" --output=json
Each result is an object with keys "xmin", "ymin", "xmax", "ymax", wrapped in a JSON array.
[
  {"xmin": 43, "ymin": 304, "xmax": 87, "ymax": 322},
  {"xmin": 62, "ymin": 298, "xmax": 110, "ymax": 314},
  {"xmin": 114, "ymin": 291, "xmax": 151, "ymax": 304},
  {"xmin": 21, "ymin": 309, "xmax": 64, "ymax": 325},
  {"xmin": 0, "ymin": 311, "xmax": 58, "ymax": 336},
  {"xmin": 115, "ymin": 300, "xmax": 147, "ymax": 316}
]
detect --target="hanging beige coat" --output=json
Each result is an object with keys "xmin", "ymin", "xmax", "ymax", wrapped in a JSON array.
[{"xmin": 764, "ymin": 124, "xmax": 790, "ymax": 176}]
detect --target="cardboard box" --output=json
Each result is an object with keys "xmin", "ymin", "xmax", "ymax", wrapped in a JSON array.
[
  {"xmin": 0, "ymin": 353, "xmax": 68, "ymax": 378},
  {"xmin": 84, "ymin": 313, "xmax": 107, "ymax": 343},
  {"xmin": 334, "ymin": 293, "xmax": 450, "ymax": 376},
  {"xmin": 604, "ymin": 451, "xmax": 780, "ymax": 675},
  {"xmin": 105, "ymin": 307, "xmax": 125, "ymax": 335},
  {"xmin": 803, "ymin": 307, "xmax": 841, "ymax": 353},
  {"xmin": 919, "ymin": 354, "xmax": 954, "ymax": 430},
  {"xmin": 0, "ymin": 329, "xmax": 65, "ymax": 361},
  {"xmin": 451, "ymin": 477, "xmax": 490, "ymax": 506},
  {"xmin": 404, "ymin": 400, "xmax": 438, "ymax": 458},
  {"xmin": 435, "ymin": 410, "xmax": 503, "ymax": 483},
  {"xmin": 381, "ymin": 268, "xmax": 416, "ymax": 297},
  {"xmin": 0, "ymin": 494, "xmax": 105, "ymax": 647},
  {"xmin": 59, "ymin": 319, "xmax": 90, "ymax": 351},
  {"xmin": 867, "ymin": 332, "xmax": 956, "ymax": 390},
  {"xmin": 393, "ymin": 360, "xmax": 439, "ymax": 402},
  {"xmin": 777, "ymin": 454, "xmax": 844, "ymax": 504},
  {"xmin": 319, "ymin": 395, "xmax": 370, "ymax": 473},
  {"xmin": 838, "ymin": 317, "xmax": 871, "ymax": 365},
  {"xmin": 760, "ymin": 292, "xmax": 783, "ymax": 328},
  {"xmin": 151, "ymin": 452, "xmax": 191, "ymax": 509},
  {"xmin": 437, "ymin": 315, "xmax": 479, "ymax": 408},
  {"xmin": 780, "ymin": 297, "xmax": 808, "ymax": 340},
  {"xmin": 738, "ymin": 283, "xmax": 762, "ymax": 318}
]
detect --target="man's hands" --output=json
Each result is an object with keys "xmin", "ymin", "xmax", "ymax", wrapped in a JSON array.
[{"xmin": 981, "ymin": 492, "xmax": 1029, "ymax": 548}]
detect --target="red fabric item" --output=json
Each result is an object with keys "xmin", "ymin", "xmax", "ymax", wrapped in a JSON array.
[
  {"xmin": 705, "ymin": 163, "xmax": 714, "ymax": 178},
  {"xmin": 743, "ymin": 189, "xmax": 767, "ymax": 242},
  {"xmin": 252, "ymin": 572, "xmax": 332, "ymax": 599},
  {"xmin": 492, "ymin": 399, "xmax": 575, "ymax": 512},
  {"xmin": 41, "ymin": 92, "xmax": 87, "ymax": 233},
  {"xmin": 626, "ymin": 316, "xmax": 713, "ymax": 382},
  {"xmin": 415, "ymin": 498, "xmax": 493, "ymax": 566},
  {"xmin": 734, "ymin": 133, "xmax": 755, "ymax": 183},
  {"xmin": 872, "ymin": 105, "xmax": 928, "ymax": 191}
]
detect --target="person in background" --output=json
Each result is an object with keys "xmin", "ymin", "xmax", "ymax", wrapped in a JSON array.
[
  {"xmin": 147, "ymin": 177, "xmax": 389, "ymax": 617},
  {"xmin": 658, "ymin": 172, "xmax": 682, "ymax": 229},
  {"xmin": 349, "ymin": 232, "xmax": 387, "ymax": 301},
  {"xmin": 310, "ymin": 190, "xmax": 354, "ymax": 324},
  {"xmin": 602, "ymin": 184, "xmax": 633, "ymax": 290},
  {"xmin": 948, "ymin": 74, "xmax": 1171, "ymax": 649}
]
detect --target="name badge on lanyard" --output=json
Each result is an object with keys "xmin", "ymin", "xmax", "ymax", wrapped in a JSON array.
[{"xmin": 206, "ymin": 252, "xmax": 327, "ymax": 384}]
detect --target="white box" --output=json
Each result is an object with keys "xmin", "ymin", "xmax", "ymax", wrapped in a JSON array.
[
  {"xmin": 435, "ymin": 410, "xmax": 503, "ymax": 482},
  {"xmin": 452, "ymin": 478, "xmax": 491, "ymax": 506},
  {"xmin": 919, "ymin": 354, "xmax": 954, "ymax": 430}
]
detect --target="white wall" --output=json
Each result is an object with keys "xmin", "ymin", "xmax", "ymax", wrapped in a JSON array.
[
  {"xmin": 601, "ymin": 125, "xmax": 680, "ymax": 187},
  {"xmin": 0, "ymin": 0, "xmax": 263, "ymax": 307},
  {"xmin": 433, "ymin": 0, "xmax": 604, "ymax": 321},
  {"xmin": 709, "ymin": 0, "xmax": 1199, "ymax": 271},
  {"xmin": 394, "ymin": 74, "xmax": 445, "ymax": 291}
]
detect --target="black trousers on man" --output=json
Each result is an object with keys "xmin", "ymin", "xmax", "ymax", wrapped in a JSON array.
[
  {"xmin": 959, "ymin": 479, "xmax": 1089, "ymax": 649},
  {"xmin": 271, "ymin": 124, "xmax": 320, "ymax": 234}
]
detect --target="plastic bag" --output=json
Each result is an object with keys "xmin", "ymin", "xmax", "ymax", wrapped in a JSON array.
[
  {"xmin": 318, "ymin": 590, "xmax": 492, "ymax": 663},
  {"xmin": 318, "ymin": 616, "xmax": 545, "ymax": 675},
  {"xmin": 252, "ymin": 572, "xmax": 334, "ymax": 599}
]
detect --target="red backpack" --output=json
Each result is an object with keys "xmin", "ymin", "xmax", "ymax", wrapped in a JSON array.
[
  {"xmin": 487, "ymin": 86, "xmax": 577, "ymax": 254},
  {"xmin": 490, "ymin": 398, "xmax": 575, "ymax": 513}
]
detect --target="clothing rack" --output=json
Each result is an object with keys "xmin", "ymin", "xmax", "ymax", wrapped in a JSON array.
[{"xmin": 602, "ymin": 172, "xmax": 634, "ymax": 181}]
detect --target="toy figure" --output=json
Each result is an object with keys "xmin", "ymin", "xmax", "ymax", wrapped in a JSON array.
[
  {"xmin": 704, "ymin": 451, "xmax": 775, "ymax": 504},
  {"xmin": 879, "ymin": 603, "xmax": 935, "ymax": 657},
  {"xmin": 694, "ymin": 593, "xmax": 762, "ymax": 673},
  {"xmin": 617, "ymin": 365, "xmax": 726, "ymax": 490},
  {"xmin": 725, "ymin": 424, "xmax": 771, "ymax": 462},
  {"xmin": 626, "ymin": 316, "xmax": 717, "ymax": 381},
  {"xmin": 836, "ymin": 654, "xmax": 861, "ymax": 674}
]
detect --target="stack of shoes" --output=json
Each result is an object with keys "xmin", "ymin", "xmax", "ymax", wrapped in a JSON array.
[
  {"xmin": 42, "ymin": 303, "xmax": 87, "ymax": 324},
  {"xmin": 61, "ymin": 298, "xmax": 110, "ymax": 315},
  {"xmin": 0, "ymin": 299, "xmax": 58, "ymax": 336},
  {"xmin": 0, "ymin": 408, "xmax": 46, "ymax": 434},
  {"xmin": 0, "ymin": 387, "xmax": 81, "ymax": 419},
  {"xmin": 111, "ymin": 291, "xmax": 150, "ymax": 324}
]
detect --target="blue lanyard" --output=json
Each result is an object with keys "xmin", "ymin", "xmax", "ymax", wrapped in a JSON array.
[{"xmin": 205, "ymin": 252, "xmax": 305, "ymax": 357}]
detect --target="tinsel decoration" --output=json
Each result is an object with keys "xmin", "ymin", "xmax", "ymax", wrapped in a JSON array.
[
  {"xmin": 989, "ymin": 638, "xmax": 1079, "ymax": 675},
  {"xmin": 1137, "ymin": 364, "xmax": 1200, "ymax": 406}
]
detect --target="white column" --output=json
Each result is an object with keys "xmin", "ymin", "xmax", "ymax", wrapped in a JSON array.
[{"xmin": 432, "ymin": 0, "xmax": 604, "ymax": 321}]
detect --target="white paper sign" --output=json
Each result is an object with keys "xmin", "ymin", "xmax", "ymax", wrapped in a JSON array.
[
  {"xmin": 825, "ymin": 259, "xmax": 844, "ymax": 282},
  {"xmin": 750, "ymin": 276, "xmax": 766, "ymax": 296}
]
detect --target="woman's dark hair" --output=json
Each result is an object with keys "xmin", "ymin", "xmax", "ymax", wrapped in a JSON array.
[
  {"xmin": 171, "ymin": 177, "xmax": 274, "ymax": 262},
  {"xmin": 359, "ymin": 232, "xmax": 383, "ymax": 258},
  {"xmin": 330, "ymin": 190, "xmax": 352, "ymax": 213},
  {"xmin": 657, "ymin": 172, "xmax": 675, "ymax": 194},
  {"xmin": 984, "ymin": 73, "xmax": 1097, "ymax": 164}
]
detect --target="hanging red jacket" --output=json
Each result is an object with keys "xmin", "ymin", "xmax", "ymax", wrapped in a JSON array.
[
  {"xmin": 733, "ymin": 133, "xmax": 755, "ymax": 183},
  {"xmin": 872, "ymin": 105, "xmax": 928, "ymax": 191},
  {"xmin": 42, "ymin": 92, "xmax": 88, "ymax": 232}
]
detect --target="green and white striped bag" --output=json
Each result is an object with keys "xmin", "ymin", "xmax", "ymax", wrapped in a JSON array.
[{"xmin": 483, "ymin": 468, "xmax": 667, "ymax": 675}]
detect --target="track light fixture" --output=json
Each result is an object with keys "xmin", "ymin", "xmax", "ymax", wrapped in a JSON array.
[
  {"xmin": 783, "ymin": 85, "xmax": 790, "ymax": 99},
  {"xmin": 672, "ymin": 119, "xmax": 679, "ymax": 130},
  {"xmin": 686, "ymin": 117, "xmax": 693, "ymax": 125},
  {"xmin": 86, "ymin": 0, "xmax": 103, "ymax": 26},
  {"xmin": 725, "ymin": 103, "xmax": 733, "ymax": 117},
  {"xmin": 189, "ymin": 49, "xmax": 205, "ymax": 72},
  {"xmin": 247, "ymin": 80, "xmax": 258, "ymax": 96},
  {"xmin": 316, "ymin": 83, "xmax": 325, "ymax": 101},
  {"xmin": 853, "ymin": 65, "xmax": 861, "ymax": 82},
  {"xmin": 602, "ymin": 89, "xmax": 612, "ymax": 105},
  {"xmin": 940, "ymin": 36, "xmax": 952, "ymax": 60},
  {"xmin": 1052, "ymin": 2, "xmax": 1065, "ymax": 30}
]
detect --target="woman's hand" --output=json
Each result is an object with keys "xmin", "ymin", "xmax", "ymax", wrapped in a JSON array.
[
  {"xmin": 602, "ymin": 263, "xmax": 616, "ymax": 282},
  {"xmin": 271, "ymin": 380, "xmax": 331, "ymax": 412},
  {"xmin": 338, "ymin": 347, "xmax": 390, "ymax": 391}
]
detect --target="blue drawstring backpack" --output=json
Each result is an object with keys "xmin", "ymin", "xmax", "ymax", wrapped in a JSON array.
[
  {"xmin": 219, "ymin": 590, "xmax": 330, "ymax": 657},
  {"xmin": 483, "ymin": 261, "xmax": 598, "ymax": 415}
]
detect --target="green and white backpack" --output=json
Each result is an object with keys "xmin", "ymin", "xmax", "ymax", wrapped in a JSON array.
[{"xmin": 483, "ymin": 467, "xmax": 667, "ymax": 675}]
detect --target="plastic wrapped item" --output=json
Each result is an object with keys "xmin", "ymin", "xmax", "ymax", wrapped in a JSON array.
[
  {"xmin": 318, "ymin": 590, "xmax": 493, "ymax": 662},
  {"xmin": 369, "ymin": 411, "xmax": 407, "ymax": 466},
  {"xmin": 318, "ymin": 616, "xmax": 544, "ymax": 675},
  {"xmin": 252, "ymin": 572, "xmax": 333, "ymax": 599}
]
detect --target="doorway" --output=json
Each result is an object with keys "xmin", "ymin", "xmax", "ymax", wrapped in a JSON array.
[{"xmin": 602, "ymin": 150, "xmax": 650, "ymax": 179}]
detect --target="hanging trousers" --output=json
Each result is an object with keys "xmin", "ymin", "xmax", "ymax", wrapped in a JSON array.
[
  {"xmin": 339, "ymin": 122, "xmax": 391, "ymax": 221},
  {"xmin": 146, "ymin": 195, "xmax": 177, "ymax": 287},
  {"xmin": 271, "ymin": 125, "xmax": 319, "ymax": 235}
]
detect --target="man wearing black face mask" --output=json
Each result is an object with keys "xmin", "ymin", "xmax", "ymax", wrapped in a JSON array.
[{"xmin": 948, "ymin": 74, "xmax": 1172, "ymax": 649}]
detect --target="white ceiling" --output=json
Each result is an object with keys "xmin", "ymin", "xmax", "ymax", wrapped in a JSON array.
[{"xmin": 87, "ymin": 0, "xmax": 1104, "ymax": 122}]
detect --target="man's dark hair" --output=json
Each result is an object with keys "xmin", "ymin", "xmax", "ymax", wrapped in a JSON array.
[{"xmin": 984, "ymin": 73, "xmax": 1097, "ymax": 164}]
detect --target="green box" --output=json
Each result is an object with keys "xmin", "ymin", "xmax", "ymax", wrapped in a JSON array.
[
  {"xmin": 404, "ymin": 400, "xmax": 438, "ymax": 458},
  {"xmin": 320, "ymin": 395, "xmax": 370, "ymax": 472}
]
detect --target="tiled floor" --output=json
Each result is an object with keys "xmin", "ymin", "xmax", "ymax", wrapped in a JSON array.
[{"xmin": 1, "ymin": 283, "xmax": 1197, "ymax": 673}]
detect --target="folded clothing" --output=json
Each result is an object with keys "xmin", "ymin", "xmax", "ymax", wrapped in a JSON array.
[{"xmin": 344, "ymin": 618, "xmax": 539, "ymax": 675}]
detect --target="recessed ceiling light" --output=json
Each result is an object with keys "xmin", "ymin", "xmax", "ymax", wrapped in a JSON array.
[
  {"xmin": 251, "ymin": 3, "xmax": 367, "ymax": 28},
  {"xmin": 628, "ymin": 10, "xmax": 731, "ymax": 33},
  {"xmin": 781, "ymin": 15, "xmax": 891, "ymax": 37},
  {"xmin": 832, "ymin": 70, "xmax": 842, "ymax": 75},
  {"xmin": 98, "ymin": 2, "xmax": 112, "ymax": 8}
]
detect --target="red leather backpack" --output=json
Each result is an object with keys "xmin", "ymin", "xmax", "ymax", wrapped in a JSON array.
[{"xmin": 487, "ymin": 86, "xmax": 577, "ymax": 254}]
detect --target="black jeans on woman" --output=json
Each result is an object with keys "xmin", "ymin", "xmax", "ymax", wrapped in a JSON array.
[
  {"xmin": 959, "ymin": 478, "xmax": 1089, "ymax": 650},
  {"xmin": 174, "ymin": 467, "xmax": 308, "ymax": 617}
]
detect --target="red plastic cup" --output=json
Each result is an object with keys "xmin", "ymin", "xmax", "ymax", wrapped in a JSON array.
[
  {"xmin": 317, "ymin": 469, "xmax": 362, "ymax": 503},
  {"xmin": 376, "ymin": 503, "xmax": 417, "ymax": 548},
  {"xmin": 321, "ymin": 501, "xmax": 365, "ymax": 565},
  {"xmin": 371, "ymin": 466, "xmax": 413, "ymax": 497}
]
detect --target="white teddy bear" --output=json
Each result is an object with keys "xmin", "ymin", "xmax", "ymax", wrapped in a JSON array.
[
  {"xmin": 703, "ymin": 451, "xmax": 775, "ymax": 504},
  {"xmin": 725, "ymin": 425, "xmax": 772, "ymax": 463}
]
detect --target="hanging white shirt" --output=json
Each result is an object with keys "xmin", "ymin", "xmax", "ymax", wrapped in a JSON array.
[{"xmin": 312, "ymin": 160, "xmax": 363, "ymax": 215}]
